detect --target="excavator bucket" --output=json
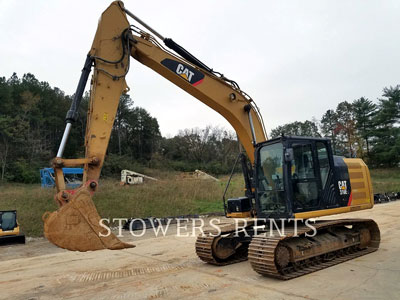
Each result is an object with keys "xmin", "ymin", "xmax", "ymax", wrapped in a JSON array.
[{"xmin": 43, "ymin": 186, "xmax": 134, "ymax": 251}]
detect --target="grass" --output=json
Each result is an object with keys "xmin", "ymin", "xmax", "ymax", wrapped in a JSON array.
[
  {"xmin": 0, "ymin": 184, "xmax": 57, "ymax": 237},
  {"xmin": 1, "ymin": 168, "xmax": 399, "ymax": 237},
  {"xmin": 370, "ymin": 168, "xmax": 400, "ymax": 194},
  {"xmin": 0, "ymin": 172, "xmax": 244, "ymax": 237}
]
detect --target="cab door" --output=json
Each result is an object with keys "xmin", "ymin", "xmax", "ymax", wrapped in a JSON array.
[{"xmin": 289, "ymin": 141, "xmax": 323, "ymax": 213}]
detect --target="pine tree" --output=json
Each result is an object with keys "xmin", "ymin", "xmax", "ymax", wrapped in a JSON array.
[
  {"xmin": 370, "ymin": 86, "xmax": 400, "ymax": 167},
  {"xmin": 352, "ymin": 97, "xmax": 376, "ymax": 160}
]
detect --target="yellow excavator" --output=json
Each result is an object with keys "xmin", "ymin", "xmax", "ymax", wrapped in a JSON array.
[{"xmin": 43, "ymin": 1, "xmax": 380, "ymax": 279}]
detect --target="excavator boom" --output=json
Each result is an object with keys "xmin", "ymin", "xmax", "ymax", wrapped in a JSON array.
[{"xmin": 44, "ymin": 1, "xmax": 266, "ymax": 252}]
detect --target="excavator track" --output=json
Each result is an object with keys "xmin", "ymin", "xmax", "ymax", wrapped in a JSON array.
[
  {"xmin": 248, "ymin": 219, "xmax": 380, "ymax": 280},
  {"xmin": 195, "ymin": 234, "xmax": 248, "ymax": 266},
  {"xmin": 196, "ymin": 220, "xmax": 255, "ymax": 266}
]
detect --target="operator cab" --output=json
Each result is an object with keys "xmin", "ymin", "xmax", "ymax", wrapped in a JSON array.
[{"xmin": 251, "ymin": 136, "xmax": 351, "ymax": 219}]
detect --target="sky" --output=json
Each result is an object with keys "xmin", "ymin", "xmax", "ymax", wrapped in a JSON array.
[{"xmin": 0, "ymin": 0, "xmax": 399, "ymax": 137}]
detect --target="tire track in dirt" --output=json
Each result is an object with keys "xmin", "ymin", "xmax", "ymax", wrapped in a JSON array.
[{"xmin": 64, "ymin": 260, "xmax": 203, "ymax": 283}]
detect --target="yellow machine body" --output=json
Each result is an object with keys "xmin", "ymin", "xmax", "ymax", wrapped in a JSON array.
[
  {"xmin": 43, "ymin": 1, "xmax": 377, "ymax": 262},
  {"xmin": 295, "ymin": 158, "xmax": 374, "ymax": 219}
]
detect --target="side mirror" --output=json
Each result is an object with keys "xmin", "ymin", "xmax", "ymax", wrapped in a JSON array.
[{"xmin": 284, "ymin": 148, "xmax": 294, "ymax": 162}]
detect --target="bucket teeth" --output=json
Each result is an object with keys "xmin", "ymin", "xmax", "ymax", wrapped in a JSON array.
[{"xmin": 43, "ymin": 187, "xmax": 134, "ymax": 251}]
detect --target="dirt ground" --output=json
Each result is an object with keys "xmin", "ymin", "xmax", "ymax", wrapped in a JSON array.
[{"xmin": 1, "ymin": 202, "xmax": 400, "ymax": 300}]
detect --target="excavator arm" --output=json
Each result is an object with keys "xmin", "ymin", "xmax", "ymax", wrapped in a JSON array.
[{"xmin": 43, "ymin": 1, "xmax": 267, "ymax": 251}]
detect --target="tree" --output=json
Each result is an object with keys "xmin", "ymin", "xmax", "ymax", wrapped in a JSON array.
[
  {"xmin": 369, "ymin": 86, "xmax": 400, "ymax": 167},
  {"xmin": 113, "ymin": 94, "xmax": 134, "ymax": 156},
  {"xmin": 0, "ymin": 73, "xmax": 83, "ymax": 182},
  {"xmin": 320, "ymin": 109, "xmax": 340, "ymax": 154},
  {"xmin": 160, "ymin": 126, "xmax": 238, "ymax": 174},
  {"xmin": 352, "ymin": 97, "xmax": 376, "ymax": 159},
  {"xmin": 270, "ymin": 120, "xmax": 321, "ymax": 138},
  {"xmin": 335, "ymin": 101, "xmax": 357, "ymax": 157},
  {"xmin": 109, "ymin": 97, "xmax": 161, "ymax": 161}
]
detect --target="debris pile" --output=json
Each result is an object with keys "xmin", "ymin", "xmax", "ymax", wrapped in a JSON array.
[
  {"xmin": 178, "ymin": 170, "xmax": 219, "ymax": 182},
  {"xmin": 121, "ymin": 170, "xmax": 158, "ymax": 185}
]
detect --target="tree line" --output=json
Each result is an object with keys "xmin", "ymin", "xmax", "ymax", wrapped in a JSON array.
[
  {"xmin": 1, "ymin": 73, "xmax": 398, "ymax": 183},
  {"xmin": 270, "ymin": 86, "xmax": 400, "ymax": 167},
  {"xmin": 0, "ymin": 73, "xmax": 239, "ymax": 183}
]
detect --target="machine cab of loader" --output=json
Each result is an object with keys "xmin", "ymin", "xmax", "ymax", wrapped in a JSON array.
[{"xmin": 0, "ymin": 210, "xmax": 26, "ymax": 245}]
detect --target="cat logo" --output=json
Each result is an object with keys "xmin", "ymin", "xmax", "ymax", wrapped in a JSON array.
[
  {"xmin": 176, "ymin": 64, "xmax": 195, "ymax": 82},
  {"xmin": 161, "ymin": 58, "xmax": 205, "ymax": 86},
  {"xmin": 338, "ymin": 180, "xmax": 348, "ymax": 195}
]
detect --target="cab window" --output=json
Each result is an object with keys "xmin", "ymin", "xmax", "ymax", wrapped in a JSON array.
[
  {"xmin": 257, "ymin": 143, "xmax": 286, "ymax": 214},
  {"xmin": 316, "ymin": 142, "xmax": 330, "ymax": 189},
  {"xmin": 291, "ymin": 143, "xmax": 319, "ymax": 210}
]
